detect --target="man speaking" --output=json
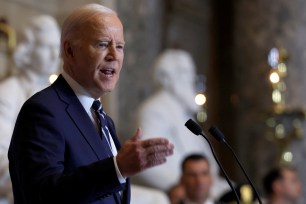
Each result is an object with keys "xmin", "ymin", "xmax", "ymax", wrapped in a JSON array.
[{"xmin": 8, "ymin": 3, "xmax": 174, "ymax": 204}]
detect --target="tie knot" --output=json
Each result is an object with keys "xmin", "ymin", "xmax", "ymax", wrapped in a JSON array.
[{"xmin": 92, "ymin": 100, "xmax": 102, "ymax": 112}]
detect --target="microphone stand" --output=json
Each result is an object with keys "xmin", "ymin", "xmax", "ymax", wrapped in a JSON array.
[
  {"xmin": 209, "ymin": 126, "xmax": 263, "ymax": 204},
  {"xmin": 185, "ymin": 119, "xmax": 240, "ymax": 204}
]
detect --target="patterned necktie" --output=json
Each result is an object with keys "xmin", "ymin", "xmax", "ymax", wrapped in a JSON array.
[{"xmin": 92, "ymin": 100, "xmax": 112, "ymax": 151}]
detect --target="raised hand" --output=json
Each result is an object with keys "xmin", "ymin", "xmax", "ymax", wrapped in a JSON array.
[{"xmin": 116, "ymin": 128, "xmax": 174, "ymax": 177}]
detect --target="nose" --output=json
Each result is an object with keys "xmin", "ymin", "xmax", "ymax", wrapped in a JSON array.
[{"xmin": 105, "ymin": 45, "xmax": 118, "ymax": 61}]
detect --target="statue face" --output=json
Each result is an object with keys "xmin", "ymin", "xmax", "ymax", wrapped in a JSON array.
[
  {"xmin": 30, "ymin": 27, "xmax": 60, "ymax": 75},
  {"xmin": 168, "ymin": 55, "xmax": 198, "ymax": 113}
]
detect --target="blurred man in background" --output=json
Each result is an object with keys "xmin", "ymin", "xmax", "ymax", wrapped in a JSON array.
[
  {"xmin": 169, "ymin": 154, "xmax": 217, "ymax": 204},
  {"xmin": 263, "ymin": 166, "xmax": 302, "ymax": 204}
]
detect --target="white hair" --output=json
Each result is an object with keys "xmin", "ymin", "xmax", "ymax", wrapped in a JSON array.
[
  {"xmin": 60, "ymin": 3, "xmax": 117, "ymax": 57},
  {"xmin": 153, "ymin": 49, "xmax": 196, "ymax": 87}
]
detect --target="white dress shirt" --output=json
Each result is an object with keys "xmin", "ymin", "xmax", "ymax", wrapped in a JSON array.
[{"xmin": 62, "ymin": 71, "xmax": 125, "ymax": 184}]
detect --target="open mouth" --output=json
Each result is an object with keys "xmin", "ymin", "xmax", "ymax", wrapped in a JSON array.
[{"xmin": 101, "ymin": 68, "xmax": 115, "ymax": 76}]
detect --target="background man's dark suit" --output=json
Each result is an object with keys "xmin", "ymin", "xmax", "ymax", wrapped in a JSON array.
[{"xmin": 9, "ymin": 75, "xmax": 130, "ymax": 204}]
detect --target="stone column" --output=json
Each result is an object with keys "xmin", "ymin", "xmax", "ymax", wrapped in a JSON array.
[
  {"xmin": 116, "ymin": 0, "xmax": 166, "ymax": 138},
  {"xmin": 232, "ymin": 0, "xmax": 306, "ymax": 200}
]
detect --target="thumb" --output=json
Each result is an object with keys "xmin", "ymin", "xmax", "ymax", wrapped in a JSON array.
[{"xmin": 130, "ymin": 127, "xmax": 143, "ymax": 142}]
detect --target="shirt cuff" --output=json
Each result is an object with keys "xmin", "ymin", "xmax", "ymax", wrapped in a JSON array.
[{"xmin": 113, "ymin": 156, "xmax": 126, "ymax": 183}]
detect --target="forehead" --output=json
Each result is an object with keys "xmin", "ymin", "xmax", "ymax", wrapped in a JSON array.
[
  {"xmin": 184, "ymin": 159, "xmax": 210, "ymax": 171},
  {"xmin": 35, "ymin": 28, "xmax": 60, "ymax": 46},
  {"xmin": 282, "ymin": 169, "xmax": 297, "ymax": 178},
  {"xmin": 82, "ymin": 14, "xmax": 124, "ymax": 38}
]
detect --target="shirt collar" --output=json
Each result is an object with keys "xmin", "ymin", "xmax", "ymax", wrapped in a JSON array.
[{"xmin": 61, "ymin": 71, "xmax": 99, "ymax": 114}]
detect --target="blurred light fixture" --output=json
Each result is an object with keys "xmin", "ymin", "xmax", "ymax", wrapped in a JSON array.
[
  {"xmin": 282, "ymin": 151, "xmax": 293, "ymax": 162},
  {"xmin": 269, "ymin": 72, "xmax": 280, "ymax": 83},
  {"xmin": 272, "ymin": 90, "xmax": 281, "ymax": 103},
  {"xmin": 49, "ymin": 74, "xmax": 58, "ymax": 84},
  {"xmin": 197, "ymin": 111, "xmax": 207, "ymax": 123},
  {"xmin": 195, "ymin": 93, "xmax": 206, "ymax": 106}
]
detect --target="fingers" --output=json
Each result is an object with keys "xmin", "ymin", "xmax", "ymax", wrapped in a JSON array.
[
  {"xmin": 117, "ymin": 136, "xmax": 174, "ymax": 177},
  {"xmin": 144, "ymin": 142, "xmax": 174, "ymax": 157},
  {"xmin": 130, "ymin": 127, "xmax": 143, "ymax": 142},
  {"xmin": 141, "ymin": 137, "xmax": 171, "ymax": 147},
  {"xmin": 143, "ymin": 157, "xmax": 167, "ymax": 169},
  {"xmin": 139, "ymin": 139, "xmax": 174, "ymax": 169}
]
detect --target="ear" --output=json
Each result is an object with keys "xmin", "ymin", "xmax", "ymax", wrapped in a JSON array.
[{"xmin": 63, "ymin": 41, "xmax": 74, "ymax": 59}]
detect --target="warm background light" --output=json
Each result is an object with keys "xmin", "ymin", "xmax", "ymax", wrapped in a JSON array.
[
  {"xmin": 269, "ymin": 72, "xmax": 280, "ymax": 83},
  {"xmin": 194, "ymin": 93, "xmax": 206, "ymax": 106},
  {"xmin": 197, "ymin": 111, "xmax": 207, "ymax": 123},
  {"xmin": 272, "ymin": 90, "xmax": 281, "ymax": 103},
  {"xmin": 49, "ymin": 74, "xmax": 58, "ymax": 84},
  {"xmin": 277, "ymin": 63, "xmax": 287, "ymax": 77},
  {"xmin": 282, "ymin": 151, "xmax": 293, "ymax": 162}
]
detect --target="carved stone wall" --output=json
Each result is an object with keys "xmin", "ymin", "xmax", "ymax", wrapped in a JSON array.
[{"xmin": 232, "ymin": 0, "xmax": 306, "ymax": 201}]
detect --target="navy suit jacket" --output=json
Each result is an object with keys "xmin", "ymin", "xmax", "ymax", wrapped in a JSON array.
[{"xmin": 8, "ymin": 75, "xmax": 131, "ymax": 204}]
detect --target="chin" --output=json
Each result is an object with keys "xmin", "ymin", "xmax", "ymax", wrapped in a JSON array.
[{"xmin": 101, "ymin": 85, "xmax": 116, "ymax": 93}]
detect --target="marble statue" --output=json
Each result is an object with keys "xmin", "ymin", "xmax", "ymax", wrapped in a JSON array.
[
  {"xmin": 132, "ymin": 49, "xmax": 229, "ymax": 199},
  {"xmin": 0, "ymin": 15, "xmax": 60, "ymax": 203}
]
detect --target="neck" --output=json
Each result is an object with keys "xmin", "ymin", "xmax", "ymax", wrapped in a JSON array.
[
  {"xmin": 269, "ymin": 196, "xmax": 294, "ymax": 204},
  {"xmin": 186, "ymin": 196, "xmax": 209, "ymax": 204}
]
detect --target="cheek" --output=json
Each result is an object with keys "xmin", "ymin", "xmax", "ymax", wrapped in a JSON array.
[
  {"xmin": 31, "ymin": 52, "xmax": 49, "ymax": 69},
  {"xmin": 120, "ymin": 53, "xmax": 124, "ymax": 64},
  {"xmin": 186, "ymin": 179, "xmax": 197, "ymax": 188},
  {"xmin": 31, "ymin": 49, "xmax": 43, "ymax": 60},
  {"xmin": 84, "ymin": 53, "xmax": 97, "ymax": 65},
  {"xmin": 117, "ymin": 67, "xmax": 122, "ymax": 76},
  {"xmin": 77, "ymin": 46, "xmax": 97, "ymax": 63}
]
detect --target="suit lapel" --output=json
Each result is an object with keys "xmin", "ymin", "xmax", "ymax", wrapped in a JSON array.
[{"xmin": 52, "ymin": 75, "xmax": 108, "ymax": 160}]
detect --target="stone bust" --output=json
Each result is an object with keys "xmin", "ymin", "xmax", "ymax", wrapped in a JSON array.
[{"xmin": 132, "ymin": 49, "xmax": 229, "ymax": 199}]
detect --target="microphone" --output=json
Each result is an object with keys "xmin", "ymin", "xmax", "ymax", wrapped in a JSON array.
[
  {"xmin": 185, "ymin": 119, "xmax": 240, "ymax": 204},
  {"xmin": 208, "ymin": 126, "xmax": 263, "ymax": 204}
]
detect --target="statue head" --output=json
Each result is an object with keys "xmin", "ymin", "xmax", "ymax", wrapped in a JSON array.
[
  {"xmin": 153, "ymin": 49, "xmax": 198, "ymax": 112},
  {"xmin": 13, "ymin": 15, "xmax": 60, "ymax": 77}
]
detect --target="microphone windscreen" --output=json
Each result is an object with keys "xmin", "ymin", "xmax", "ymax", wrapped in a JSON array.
[
  {"xmin": 208, "ymin": 126, "xmax": 225, "ymax": 142},
  {"xmin": 185, "ymin": 119, "xmax": 203, "ymax": 135}
]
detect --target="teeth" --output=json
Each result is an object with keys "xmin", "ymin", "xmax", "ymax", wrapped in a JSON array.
[{"xmin": 101, "ymin": 69, "xmax": 114, "ymax": 75}]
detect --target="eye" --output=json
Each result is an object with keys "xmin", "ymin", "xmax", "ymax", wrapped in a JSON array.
[
  {"xmin": 116, "ymin": 44, "xmax": 124, "ymax": 50},
  {"xmin": 98, "ymin": 42, "xmax": 108, "ymax": 48}
]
